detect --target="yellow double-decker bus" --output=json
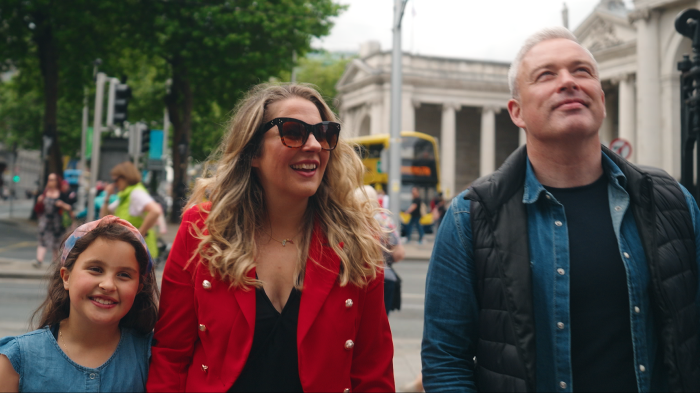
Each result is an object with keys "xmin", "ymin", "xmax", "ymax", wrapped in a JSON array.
[{"xmin": 349, "ymin": 131, "xmax": 441, "ymax": 231}]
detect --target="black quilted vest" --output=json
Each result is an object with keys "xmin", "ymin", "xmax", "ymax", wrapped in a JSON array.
[{"xmin": 466, "ymin": 145, "xmax": 700, "ymax": 392}]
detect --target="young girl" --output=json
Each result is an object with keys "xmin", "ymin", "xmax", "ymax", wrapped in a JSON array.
[{"xmin": 0, "ymin": 216, "xmax": 159, "ymax": 392}]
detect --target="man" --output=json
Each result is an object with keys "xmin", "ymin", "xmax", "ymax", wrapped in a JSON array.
[
  {"xmin": 422, "ymin": 27, "xmax": 700, "ymax": 392},
  {"xmin": 404, "ymin": 186, "xmax": 424, "ymax": 244}
]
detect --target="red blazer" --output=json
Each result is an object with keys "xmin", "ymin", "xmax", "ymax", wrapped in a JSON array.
[{"xmin": 147, "ymin": 204, "xmax": 395, "ymax": 392}]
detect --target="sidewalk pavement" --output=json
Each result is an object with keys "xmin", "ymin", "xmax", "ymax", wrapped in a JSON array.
[{"xmin": 0, "ymin": 217, "xmax": 434, "ymax": 280}]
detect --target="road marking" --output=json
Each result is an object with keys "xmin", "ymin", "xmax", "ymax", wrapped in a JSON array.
[{"xmin": 0, "ymin": 241, "xmax": 35, "ymax": 253}]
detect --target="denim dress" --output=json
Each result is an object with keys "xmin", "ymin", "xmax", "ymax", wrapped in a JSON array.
[{"xmin": 0, "ymin": 326, "xmax": 151, "ymax": 392}]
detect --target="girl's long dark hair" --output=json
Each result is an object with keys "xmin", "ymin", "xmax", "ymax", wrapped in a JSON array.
[{"xmin": 31, "ymin": 222, "xmax": 160, "ymax": 335}]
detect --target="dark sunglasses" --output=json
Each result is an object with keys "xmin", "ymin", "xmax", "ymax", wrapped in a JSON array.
[{"xmin": 259, "ymin": 117, "xmax": 341, "ymax": 151}]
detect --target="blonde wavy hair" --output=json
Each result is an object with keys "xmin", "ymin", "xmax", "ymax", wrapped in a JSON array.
[{"xmin": 186, "ymin": 83, "xmax": 384, "ymax": 289}]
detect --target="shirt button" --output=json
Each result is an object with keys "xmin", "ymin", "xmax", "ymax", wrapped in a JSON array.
[
  {"xmin": 560, "ymin": 381, "xmax": 567, "ymax": 389},
  {"xmin": 557, "ymin": 322, "xmax": 565, "ymax": 330},
  {"xmin": 344, "ymin": 389, "xmax": 350, "ymax": 393},
  {"xmin": 89, "ymin": 373, "xmax": 96, "ymax": 379},
  {"xmin": 639, "ymin": 364, "xmax": 646, "ymax": 372},
  {"xmin": 557, "ymin": 268, "xmax": 565, "ymax": 275},
  {"xmin": 545, "ymin": 194, "xmax": 551, "ymax": 200},
  {"xmin": 555, "ymin": 220, "xmax": 563, "ymax": 227},
  {"xmin": 634, "ymin": 306, "xmax": 641, "ymax": 314},
  {"xmin": 345, "ymin": 340, "xmax": 354, "ymax": 350},
  {"xmin": 615, "ymin": 206, "xmax": 622, "ymax": 211},
  {"xmin": 202, "ymin": 364, "xmax": 209, "ymax": 373},
  {"xmin": 345, "ymin": 299, "xmax": 354, "ymax": 308},
  {"xmin": 623, "ymin": 252, "xmax": 630, "ymax": 259},
  {"xmin": 202, "ymin": 280, "xmax": 212, "ymax": 290},
  {"xmin": 199, "ymin": 324, "xmax": 207, "ymax": 332}
]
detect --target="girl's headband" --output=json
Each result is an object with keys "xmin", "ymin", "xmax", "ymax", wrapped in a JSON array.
[{"xmin": 61, "ymin": 215, "xmax": 154, "ymax": 273}]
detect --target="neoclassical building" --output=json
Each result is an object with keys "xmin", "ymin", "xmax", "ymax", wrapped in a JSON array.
[{"xmin": 335, "ymin": 0, "xmax": 696, "ymax": 199}]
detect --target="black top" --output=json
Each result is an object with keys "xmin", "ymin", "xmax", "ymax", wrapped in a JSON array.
[
  {"xmin": 410, "ymin": 197, "xmax": 422, "ymax": 219},
  {"xmin": 545, "ymin": 174, "xmax": 637, "ymax": 392},
  {"xmin": 229, "ymin": 286, "xmax": 303, "ymax": 392}
]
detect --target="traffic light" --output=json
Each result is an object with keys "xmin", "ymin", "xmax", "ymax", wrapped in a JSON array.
[
  {"xmin": 113, "ymin": 83, "xmax": 131, "ymax": 126},
  {"xmin": 12, "ymin": 175, "xmax": 19, "ymax": 183},
  {"xmin": 141, "ymin": 128, "xmax": 151, "ymax": 154}
]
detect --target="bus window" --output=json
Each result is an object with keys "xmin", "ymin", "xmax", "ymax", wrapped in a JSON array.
[
  {"xmin": 368, "ymin": 144, "xmax": 384, "ymax": 159},
  {"xmin": 401, "ymin": 137, "xmax": 435, "ymax": 160}
]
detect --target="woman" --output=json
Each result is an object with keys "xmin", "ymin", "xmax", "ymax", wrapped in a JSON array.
[
  {"xmin": 34, "ymin": 173, "xmax": 72, "ymax": 269},
  {"xmin": 99, "ymin": 161, "xmax": 162, "ymax": 259},
  {"xmin": 148, "ymin": 84, "xmax": 394, "ymax": 392}
]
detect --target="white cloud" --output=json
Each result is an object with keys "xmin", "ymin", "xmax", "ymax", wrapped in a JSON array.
[{"xmin": 313, "ymin": 0, "xmax": 635, "ymax": 62}]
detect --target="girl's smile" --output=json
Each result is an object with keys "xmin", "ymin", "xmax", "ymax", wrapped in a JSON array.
[{"xmin": 61, "ymin": 238, "xmax": 141, "ymax": 327}]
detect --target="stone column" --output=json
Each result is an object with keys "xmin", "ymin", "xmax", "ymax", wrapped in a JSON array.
[
  {"xmin": 631, "ymin": 8, "xmax": 661, "ymax": 167},
  {"xmin": 441, "ymin": 102, "xmax": 459, "ymax": 199},
  {"xmin": 401, "ymin": 87, "xmax": 415, "ymax": 131},
  {"xmin": 618, "ymin": 74, "xmax": 636, "ymax": 162},
  {"xmin": 370, "ymin": 97, "xmax": 383, "ymax": 135},
  {"xmin": 480, "ymin": 106, "xmax": 499, "ymax": 176}
]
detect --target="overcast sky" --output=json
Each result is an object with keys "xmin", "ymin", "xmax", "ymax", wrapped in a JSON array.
[{"xmin": 313, "ymin": 0, "xmax": 635, "ymax": 62}]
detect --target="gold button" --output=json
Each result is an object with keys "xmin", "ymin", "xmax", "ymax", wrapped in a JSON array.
[
  {"xmin": 344, "ymin": 339, "xmax": 354, "ymax": 350},
  {"xmin": 202, "ymin": 280, "xmax": 212, "ymax": 290},
  {"xmin": 199, "ymin": 324, "xmax": 206, "ymax": 332},
  {"xmin": 201, "ymin": 364, "xmax": 208, "ymax": 373},
  {"xmin": 345, "ymin": 299, "xmax": 353, "ymax": 308}
]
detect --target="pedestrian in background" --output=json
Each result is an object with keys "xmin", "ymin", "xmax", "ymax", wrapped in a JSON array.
[
  {"xmin": 430, "ymin": 192, "xmax": 445, "ymax": 230},
  {"xmin": 355, "ymin": 185, "xmax": 405, "ymax": 315},
  {"xmin": 33, "ymin": 173, "xmax": 72, "ymax": 269},
  {"xmin": 100, "ymin": 161, "xmax": 162, "ymax": 259},
  {"xmin": 404, "ymin": 186, "xmax": 424, "ymax": 244},
  {"xmin": 0, "ymin": 216, "xmax": 159, "ymax": 392},
  {"xmin": 422, "ymin": 27, "xmax": 700, "ymax": 392},
  {"xmin": 148, "ymin": 83, "xmax": 394, "ymax": 392}
]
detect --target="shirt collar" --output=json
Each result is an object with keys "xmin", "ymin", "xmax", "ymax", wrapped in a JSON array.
[{"xmin": 522, "ymin": 149, "xmax": 627, "ymax": 204}]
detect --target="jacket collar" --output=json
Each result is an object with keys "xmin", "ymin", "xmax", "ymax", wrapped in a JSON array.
[
  {"xmin": 297, "ymin": 223, "xmax": 341, "ymax": 343},
  {"xmin": 522, "ymin": 147, "xmax": 628, "ymax": 204}
]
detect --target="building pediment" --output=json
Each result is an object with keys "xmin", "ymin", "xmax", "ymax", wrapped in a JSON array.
[
  {"xmin": 336, "ymin": 58, "xmax": 381, "ymax": 92},
  {"xmin": 575, "ymin": 1, "xmax": 635, "ymax": 53}
]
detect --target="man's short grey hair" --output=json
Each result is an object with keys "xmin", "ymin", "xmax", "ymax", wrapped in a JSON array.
[{"xmin": 508, "ymin": 26, "xmax": 599, "ymax": 98}]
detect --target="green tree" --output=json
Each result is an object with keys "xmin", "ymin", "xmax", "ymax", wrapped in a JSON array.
[
  {"xmin": 0, "ymin": 1, "xmax": 114, "ymax": 179},
  {"xmin": 281, "ymin": 51, "xmax": 355, "ymax": 113},
  {"xmin": 120, "ymin": 0, "xmax": 345, "ymax": 221}
]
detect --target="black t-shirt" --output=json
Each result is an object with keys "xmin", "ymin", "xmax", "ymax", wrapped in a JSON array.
[
  {"xmin": 229, "ymin": 287, "xmax": 303, "ymax": 392},
  {"xmin": 410, "ymin": 197, "xmax": 422, "ymax": 219},
  {"xmin": 545, "ymin": 175, "xmax": 637, "ymax": 392}
]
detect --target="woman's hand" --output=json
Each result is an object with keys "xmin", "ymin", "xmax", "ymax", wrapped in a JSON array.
[
  {"xmin": 104, "ymin": 183, "xmax": 116, "ymax": 196},
  {"xmin": 55, "ymin": 200, "xmax": 71, "ymax": 211}
]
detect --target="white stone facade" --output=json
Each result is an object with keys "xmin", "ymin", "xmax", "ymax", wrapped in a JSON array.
[
  {"xmin": 336, "ymin": 0, "xmax": 698, "ymax": 198},
  {"xmin": 336, "ymin": 50, "xmax": 519, "ymax": 199}
]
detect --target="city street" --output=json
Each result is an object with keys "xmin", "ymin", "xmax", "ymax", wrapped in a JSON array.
[
  {"xmin": 0, "ymin": 259, "xmax": 429, "ymax": 390},
  {"xmin": 0, "ymin": 200, "xmax": 37, "ymax": 261}
]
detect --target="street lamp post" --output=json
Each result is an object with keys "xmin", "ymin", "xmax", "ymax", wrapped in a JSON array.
[
  {"xmin": 87, "ymin": 72, "xmax": 107, "ymax": 222},
  {"xmin": 389, "ymin": 0, "xmax": 408, "ymax": 225}
]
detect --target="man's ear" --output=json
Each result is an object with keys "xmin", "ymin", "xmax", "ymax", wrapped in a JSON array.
[
  {"xmin": 601, "ymin": 89, "xmax": 606, "ymax": 118},
  {"xmin": 60, "ymin": 267, "xmax": 70, "ymax": 290},
  {"xmin": 507, "ymin": 98, "xmax": 526, "ymax": 129}
]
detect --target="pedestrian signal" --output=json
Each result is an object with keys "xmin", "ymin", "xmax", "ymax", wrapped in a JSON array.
[{"xmin": 113, "ymin": 84, "xmax": 131, "ymax": 126}]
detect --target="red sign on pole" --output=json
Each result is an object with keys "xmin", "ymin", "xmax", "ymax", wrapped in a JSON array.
[{"xmin": 609, "ymin": 138, "xmax": 632, "ymax": 160}]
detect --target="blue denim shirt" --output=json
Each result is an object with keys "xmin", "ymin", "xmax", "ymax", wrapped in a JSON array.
[
  {"xmin": 0, "ymin": 327, "xmax": 152, "ymax": 392},
  {"xmin": 422, "ymin": 152, "xmax": 700, "ymax": 392}
]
